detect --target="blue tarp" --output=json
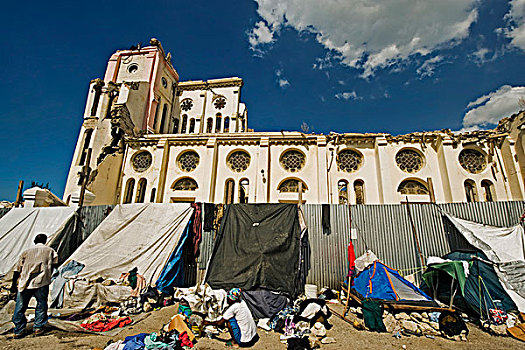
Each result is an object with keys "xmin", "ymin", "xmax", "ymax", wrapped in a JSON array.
[
  {"xmin": 155, "ymin": 219, "xmax": 192, "ymax": 294},
  {"xmin": 354, "ymin": 261, "xmax": 433, "ymax": 302}
]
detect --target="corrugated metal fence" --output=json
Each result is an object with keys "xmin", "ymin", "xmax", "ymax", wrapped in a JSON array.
[{"xmin": 302, "ymin": 201, "xmax": 525, "ymax": 289}]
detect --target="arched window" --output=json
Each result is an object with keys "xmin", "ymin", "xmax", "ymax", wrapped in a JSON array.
[
  {"xmin": 354, "ymin": 180, "xmax": 365, "ymax": 204},
  {"xmin": 189, "ymin": 118, "xmax": 196, "ymax": 133},
  {"xmin": 206, "ymin": 118, "xmax": 213, "ymax": 133},
  {"xmin": 225, "ymin": 179, "xmax": 235, "ymax": 204},
  {"xmin": 123, "ymin": 178, "xmax": 135, "ymax": 204},
  {"xmin": 215, "ymin": 113, "xmax": 222, "ymax": 133},
  {"xmin": 136, "ymin": 178, "xmax": 147, "ymax": 203},
  {"xmin": 159, "ymin": 104, "xmax": 168, "ymax": 133},
  {"xmin": 172, "ymin": 178, "xmax": 198, "ymax": 191},
  {"xmin": 150, "ymin": 188, "xmax": 156, "ymax": 202},
  {"xmin": 278, "ymin": 179, "xmax": 308, "ymax": 193},
  {"xmin": 152, "ymin": 100, "xmax": 160, "ymax": 130},
  {"xmin": 90, "ymin": 81, "xmax": 103, "ymax": 116},
  {"xmin": 78, "ymin": 129, "xmax": 93, "ymax": 165},
  {"xmin": 239, "ymin": 179, "xmax": 249, "ymax": 203},
  {"xmin": 464, "ymin": 180, "xmax": 478, "ymax": 202},
  {"xmin": 181, "ymin": 114, "xmax": 188, "ymax": 133},
  {"xmin": 338, "ymin": 180, "xmax": 348, "ymax": 205},
  {"xmin": 481, "ymin": 180, "xmax": 495, "ymax": 202},
  {"xmin": 397, "ymin": 179, "xmax": 429, "ymax": 195},
  {"xmin": 224, "ymin": 117, "xmax": 230, "ymax": 133},
  {"xmin": 172, "ymin": 118, "xmax": 179, "ymax": 134}
]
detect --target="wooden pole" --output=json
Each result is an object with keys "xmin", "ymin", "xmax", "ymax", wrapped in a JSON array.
[
  {"xmin": 405, "ymin": 196, "xmax": 425, "ymax": 267},
  {"xmin": 298, "ymin": 181, "xmax": 303, "ymax": 204},
  {"xmin": 427, "ymin": 177, "xmax": 436, "ymax": 203},
  {"xmin": 14, "ymin": 180, "xmax": 24, "ymax": 207},
  {"xmin": 78, "ymin": 148, "xmax": 92, "ymax": 208}
]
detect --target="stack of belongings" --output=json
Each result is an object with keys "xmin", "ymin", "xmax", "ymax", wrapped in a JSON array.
[
  {"xmin": 347, "ymin": 252, "xmax": 463, "ymax": 339},
  {"xmin": 102, "ymin": 302, "xmax": 197, "ymax": 349},
  {"xmin": 423, "ymin": 251, "xmax": 520, "ymax": 336}
]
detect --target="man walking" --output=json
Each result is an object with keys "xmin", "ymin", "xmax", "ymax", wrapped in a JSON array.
[{"xmin": 10, "ymin": 233, "xmax": 58, "ymax": 338}]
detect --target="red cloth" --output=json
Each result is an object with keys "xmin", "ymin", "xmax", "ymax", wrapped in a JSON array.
[
  {"xmin": 191, "ymin": 203, "xmax": 202, "ymax": 255},
  {"xmin": 347, "ymin": 241, "xmax": 356, "ymax": 278},
  {"xmin": 179, "ymin": 331, "xmax": 194, "ymax": 348},
  {"xmin": 81, "ymin": 316, "xmax": 132, "ymax": 332}
]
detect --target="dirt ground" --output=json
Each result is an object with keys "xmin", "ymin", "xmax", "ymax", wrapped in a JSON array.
[{"xmin": 1, "ymin": 304, "xmax": 525, "ymax": 350}]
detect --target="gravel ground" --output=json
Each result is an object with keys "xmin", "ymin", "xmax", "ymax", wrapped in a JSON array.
[{"xmin": 1, "ymin": 304, "xmax": 525, "ymax": 350}]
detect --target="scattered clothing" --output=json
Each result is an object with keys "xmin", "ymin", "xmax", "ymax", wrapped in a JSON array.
[
  {"xmin": 81, "ymin": 315, "xmax": 132, "ymax": 332},
  {"xmin": 362, "ymin": 299, "xmax": 386, "ymax": 332},
  {"xmin": 203, "ymin": 203, "xmax": 215, "ymax": 231}
]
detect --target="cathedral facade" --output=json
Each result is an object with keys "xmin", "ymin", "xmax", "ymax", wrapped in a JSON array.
[{"xmin": 63, "ymin": 40, "xmax": 525, "ymax": 206}]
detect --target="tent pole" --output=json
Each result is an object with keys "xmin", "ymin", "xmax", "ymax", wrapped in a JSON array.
[{"xmin": 405, "ymin": 197, "xmax": 425, "ymax": 268}]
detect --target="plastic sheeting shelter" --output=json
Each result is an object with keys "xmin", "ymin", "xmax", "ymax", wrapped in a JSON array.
[
  {"xmin": 354, "ymin": 261, "xmax": 435, "ymax": 304},
  {"xmin": 444, "ymin": 213, "xmax": 525, "ymax": 312},
  {"xmin": 0, "ymin": 207, "xmax": 76, "ymax": 276},
  {"xmin": 423, "ymin": 251, "xmax": 517, "ymax": 318},
  {"xmin": 205, "ymin": 204, "xmax": 301, "ymax": 297},
  {"xmin": 61, "ymin": 203, "xmax": 193, "ymax": 308}
]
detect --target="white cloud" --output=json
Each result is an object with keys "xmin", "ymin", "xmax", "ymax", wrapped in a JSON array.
[
  {"xmin": 248, "ymin": 21, "xmax": 275, "ymax": 48},
  {"xmin": 275, "ymin": 69, "xmax": 290, "ymax": 88},
  {"xmin": 416, "ymin": 55, "xmax": 445, "ymax": 78},
  {"xmin": 335, "ymin": 91, "xmax": 361, "ymax": 101},
  {"xmin": 462, "ymin": 85, "xmax": 525, "ymax": 128},
  {"xmin": 249, "ymin": 0, "xmax": 479, "ymax": 77},
  {"xmin": 503, "ymin": 0, "xmax": 525, "ymax": 50}
]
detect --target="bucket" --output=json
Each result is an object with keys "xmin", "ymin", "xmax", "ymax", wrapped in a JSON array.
[{"xmin": 305, "ymin": 284, "xmax": 318, "ymax": 299}]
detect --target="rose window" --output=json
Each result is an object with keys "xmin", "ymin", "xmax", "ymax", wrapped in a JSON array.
[
  {"xmin": 177, "ymin": 151, "xmax": 200, "ymax": 172},
  {"xmin": 132, "ymin": 151, "xmax": 152, "ymax": 172},
  {"xmin": 280, "ymin": 150, "xmax": 306, "ymax": 172},
  {"xmin": 227, "ymin": 151, "xmax": 251, "ymax": 172},
  {"xmin": 337, "ymin": 150, "xmax": 363, "ymax": 173},
  {"xmin": 214, "ymin": 97, "xmax": 226, "ymax": 110},
  {"xmin": 181, "ymin": 99, "xmax": 193, "ymax": 112},
  {"xmin": 459, "ymin": 149, "xmax": 487, "ymax": 174},
  {"xmin": 396, "ymin": 149, "xmax": 424, "ymax": 173}
]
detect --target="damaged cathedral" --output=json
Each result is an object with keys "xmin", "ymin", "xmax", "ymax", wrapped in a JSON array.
[{"xmin": 63, "ymin": 39, "xmax": 525, "ymax": 206}]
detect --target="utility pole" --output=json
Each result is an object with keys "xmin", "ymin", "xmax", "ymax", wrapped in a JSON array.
[
  {"xmin": 14, "ymin": 180, "xmax": 24, "ymax": 207},
  {"xmin": 405, "ymin": 196, "xmax": 425, "ymax": 267}
]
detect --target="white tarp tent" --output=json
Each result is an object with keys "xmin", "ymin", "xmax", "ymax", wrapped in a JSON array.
[
  {"xmin": 0, "ymin": 207, "xmax": 76, "ymax": 276},
  {"xmin": 61, "ymin": 203, "xmax": 193, "ymax": 308},
  {"xmin": 445, "ymin": 213, "xmax": 525, "ymax": 312}
]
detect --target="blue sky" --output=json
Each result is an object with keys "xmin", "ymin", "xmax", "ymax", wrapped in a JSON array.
[{"xmin": 1, "ymin": 0, "xmax": 525, "ymax": 201}]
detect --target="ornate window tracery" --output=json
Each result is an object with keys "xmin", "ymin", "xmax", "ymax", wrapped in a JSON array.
[
  {"xmin": 181, "ymin": 99, "xmax": 193, "ymax": 112},
  {"xmin": 173, "ymin": 178, "xmax": 198, "ymax": 191},
  {"xmin": 227, "ymin": 151, "xmax": 251, "ymax": 172},
  {"xmin": 280, "ymin": 150, "xmax": 306, "ymax": 172},
  {"xmin": 459, "ymin": 149, "xmax": 487, "ymax": 174},
  {"xmin": 214, "ymin": 97, "xmax": 226, "ymax": 110},
  {"xmin": 177, "ymin": 151, "xmax": 200, "ymax": 172},
  {"xmin": 278, "ymin": 179, "xmax": 307, "ymax": 193},
  {"xmin": 132, "ymin": 151, "xmax": 152, "ymax": 172},
  {"xmin": 337, "ymin": 150, "xmax": 363, "ymax": 173},
  {"xmin": 396, "ymin": 149, "xmax": 424, "ymax": 173},
  {"xmin": 397, "ymin": 180, "xmax": 429, "ymax": 195}
]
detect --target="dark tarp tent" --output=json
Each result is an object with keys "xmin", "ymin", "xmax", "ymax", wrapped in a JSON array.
[
  {"xmin": 354, "ymin": 261, "xmax": 437, "ymax": 306},
  {"xmin": 205, "ymin": 204, "xmax": 301, "ymax": 297},
  {"xmin": 423, "ymin": 250, "xmax": 518, "ymax": 318}
]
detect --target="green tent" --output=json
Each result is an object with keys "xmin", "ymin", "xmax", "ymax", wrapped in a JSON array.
[{"xmin": 423, "ymin": 250, "xmax": 517, "ymax": 319}]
